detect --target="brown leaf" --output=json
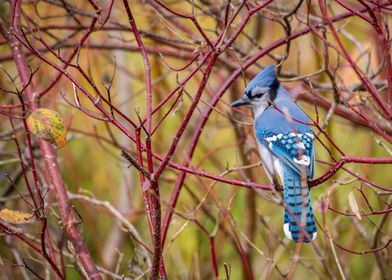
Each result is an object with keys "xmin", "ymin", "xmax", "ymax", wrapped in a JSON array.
[
  {"xmin": 348, "ymin": 191, "xmax": 362, "ymax": 220},
  {"xmin": 0, "ymin": 208, "xmax": 34, "ymax": 224}
]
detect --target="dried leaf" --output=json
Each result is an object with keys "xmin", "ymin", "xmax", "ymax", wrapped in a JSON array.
[
  {"xmin": 27, "ymin": 108, "xmax": 67, "ymax": 147},
  {"xmin": 0, "ymin": 208, "xmax": 34, "ymax": 224},
  {"xmin": 348, "ymin": 191, "xmax": 362, "ymax": 220}
]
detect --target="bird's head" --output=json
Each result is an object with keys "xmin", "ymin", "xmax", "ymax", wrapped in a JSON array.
[{"xmin": 231, "ymin": 64, "xmax": 280, "ymax": 110}]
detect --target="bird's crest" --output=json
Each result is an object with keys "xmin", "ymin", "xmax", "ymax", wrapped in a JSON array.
[{"xmin": 246, "ymin": 64, "xmax": 277, "ymax": 92}]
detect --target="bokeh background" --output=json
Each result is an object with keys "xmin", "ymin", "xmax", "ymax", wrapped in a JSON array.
[{"xmin": 0, "ymin": 0, "xmax": 391, "ymax": 279}]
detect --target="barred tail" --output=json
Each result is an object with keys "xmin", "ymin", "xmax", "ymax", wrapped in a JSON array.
[{"xmin": 282, "ymin": 166, "xmax": 317, "ymax": 243}]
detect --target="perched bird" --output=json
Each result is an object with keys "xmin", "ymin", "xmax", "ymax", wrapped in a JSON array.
[{"xmin": 231, "ymin": 65, "xmax": 317, "ymax": 242}]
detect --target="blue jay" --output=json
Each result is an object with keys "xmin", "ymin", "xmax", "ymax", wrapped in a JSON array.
[{"xmin": 231, "ymin": 65, "xmax": 317, "ymax": 242}]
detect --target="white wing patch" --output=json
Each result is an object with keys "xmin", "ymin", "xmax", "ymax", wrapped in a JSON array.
[
  {"xmin": 266, "ymin": 133, "xmax": 302, "ymax": 142},
  {"xmin": 261, "ymin": 132, "xmax": 313, "ymax": 168},
  {"xmin": 306, "ymin": 132, "xmax": 314, "ymax": 139},
  {"xmin": 294, "ymin": 142, "xmax": 305, "ymax": 149},
  {"xmin": 293, "ymin": 155, "xmax": 310, "ymax": 166},
  {"xmin": 265, "ymin": 135, "xmax": 277, "ymax": 142}
]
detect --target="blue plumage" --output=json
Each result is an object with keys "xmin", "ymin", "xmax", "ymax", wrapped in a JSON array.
[
  {"xmin": 231, "ymin": 65, "xmax": 317, "ymax": 243},
  {"xmin": 245, "ymin": 64, "xmax": 276, "ymax": 92},
  {"xmin": 282, "ymin": 165, "xmax": 316, "ymax": 242},
  {"xmin": 255, "ymin": 87, "xmax": 311, "ymax": 134}
]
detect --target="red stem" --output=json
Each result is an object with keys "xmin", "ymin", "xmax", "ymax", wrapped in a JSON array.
[
  {"xmin": 318, "ymin": 0, "xmax": 392, "ymax": 119},
  {"xmin": 122, "ymin": 0, "xmax": 166, "ymax": 278},
  {"xmin": 9, "ymin": 1, "xmax": 101, "ymax": 278},
  {"xmin": 160, "ymin": 3, "xmax": 392, "ymax": 258}
]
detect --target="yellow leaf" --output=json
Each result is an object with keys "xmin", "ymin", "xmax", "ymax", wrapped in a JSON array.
[
  {"xmin": 27, "ymin": 108, "xmax": 67, "ymax": 147},
  {"xmin": 348, "ymin": 191, "xmax": 362, "ymax": 220},
  {"xmin": 0, "ymin": 208, "xmax": 34, "ymax": 224}
]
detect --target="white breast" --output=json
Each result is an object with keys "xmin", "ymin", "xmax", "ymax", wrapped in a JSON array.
[{"xmin": 257, "ymin": 142, "xmax": 283, "ymax": 183}]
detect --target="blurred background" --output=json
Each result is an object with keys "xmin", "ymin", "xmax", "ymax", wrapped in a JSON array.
[{"xmin": 0, "ymin": 0, "xmax": 391, "ymax": 279}]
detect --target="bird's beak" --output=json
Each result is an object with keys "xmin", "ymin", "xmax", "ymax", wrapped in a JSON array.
[{"xmin": 231, "ymin": 95, "xmax": 250, "ymax": 107}]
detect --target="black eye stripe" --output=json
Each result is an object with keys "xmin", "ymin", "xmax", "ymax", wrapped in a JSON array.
[
  {"xmin": 246, "ymin": 77, "xmax": 280, "ymax": 100},
  {"xmin": 245, "ymin": 88, "xmax": 254, "ymax": 99},
  {"xmin": 252, "ymin": 93, "xmax": 264, "ymax": 98},
  {"xmin": 251, "ymin": 87, "xmax": 269, "ymax": 98}
]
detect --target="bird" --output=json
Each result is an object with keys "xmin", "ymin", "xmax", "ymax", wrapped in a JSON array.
[{"xmin": 231, "ymin": 65, "xmax": 317, "ymax": 243}]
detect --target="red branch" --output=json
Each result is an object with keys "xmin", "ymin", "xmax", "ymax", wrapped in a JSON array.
[
  {"xmin": 122, "ymin": 0, "xmax": 165, "ymax": 278},
  {"xmin": 8, "ymin": 0, "xmax": 101, "ymax": 279},
  {"xmin": 2, "ymin": 1, "xmax": 392, "ymax": 278}
]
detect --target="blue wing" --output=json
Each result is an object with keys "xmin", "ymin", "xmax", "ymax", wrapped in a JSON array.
[
  {"xmin": 257, "ymin": 131, "xmax": 314, "ymax": 179},
  {"xmin": 254, "ymin": 99, "xmax": 315, "ymax": 179}
]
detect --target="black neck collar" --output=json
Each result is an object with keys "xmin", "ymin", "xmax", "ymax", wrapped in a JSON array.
[{"xmin": 268, "ymin": 78, "xmax": 280, "ymax": 103}]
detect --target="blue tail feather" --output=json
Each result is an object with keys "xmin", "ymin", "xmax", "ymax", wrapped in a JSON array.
[{"xmin": 282, "ymin": 165, "xmax": 317, "ymax": 243}]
